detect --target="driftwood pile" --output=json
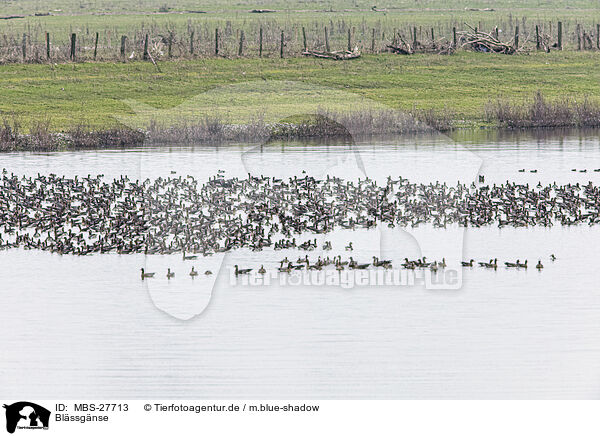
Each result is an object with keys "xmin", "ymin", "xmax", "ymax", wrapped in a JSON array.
[
  {"xmin": 387, "ymin": 32, "xmax": 454, "ymax": 55},
  {"xmin": 458, "ymin": 25, "xmax": 517, "ymax": 54},
  {"xmin": 302, "ymin": 47, "xmax": 361, "ymax": 60}
]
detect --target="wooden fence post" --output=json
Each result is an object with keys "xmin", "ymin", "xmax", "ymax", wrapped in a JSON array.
[
  {"xmin": 190, "ymin": 31, "xmax": 194, "ymax": 55},
  {"xmin": 120, "ymin": 35, "xmax": 127, "ymax": 57},
  {"xmin": 430, "ymin": 27, "xmax": 434, "ymax": 41},
  {"xmin": 557, "ymin": 21, "xmax": 562, "ymax": 50},
  {"xmin": 143, "ymin": 33, "xmax": 149, "ymax": 60},
  {"xmin": 577, "ymin": 24, "xmax": 581, "ymax": 50},
  {"xmin": 238, "ymin": 30, "xmax": 244, "ymax": 56},
  {"xmin": 70, "ymin": 33, "xmax": 76, "ymax": 60},
  {"xmin": 168, "ymin": 35, "xmax": 172, "ymax": 58},
  {"xmin": 45, "ymin": 32, "xmax": 50, "ymax": 59},
  {"xmin": 280, "ymin": 30, "xmax": 284, "ymax": 58},
  {"xmin": 514, "ymin": 25, "xmax": 519, "ymax": 49},
  {"xmin": 371, "ymin": 28, "xmax": 375, "ymax": 52},
  {"xmin": 324, "ymin": 27, "xmax": 330, "ymax": 52},
  {"xmin": 259, "ymin": 27, "xmax": 263, "ymax": 57},
  {"xmin": 347, "ymin": 28, "xmax": 351, "ymax": 51},
  {"xmin": 453, "ymin": 26, "xmax": 457, "ymax": 48},
  {"xmin": 215, "ymin": 28, "xmax": 219, "ymax": 56},
  {"xmin": 535, "ymin": 25, "xmax": 540, "ymax": 50},
  {"xmin": 302, "ymin": 26, "xmax": 307, "ymax": 52},
  {"xmin": 94, "ymin": 32, "xmax": 99, "ymax": 60},
  {"xmin": 22, "ymin": 33, "xmax": 26, "ymax": 60},
  {"xmin": 597, "ymin": 24, "xmax": 600, "ymax": 49},
  {"xmin": 412, "ymin": 26, "xmax": 417, "ymax": 48}
]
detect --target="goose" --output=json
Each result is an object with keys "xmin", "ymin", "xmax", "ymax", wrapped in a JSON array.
[
  {"xmin": 536, "ymin": 260, "xmax": 544, "ymax": 269},
  {"xmin": 517, "ymin": 260, "xmax": 528, "ymax": 268},
  {"xmin": 351, "ymin": 261, "xmax": 370, "ymax": 270},
  {"xmin": 205, "ymin": 270, "xmax": 213, "ymax": 275},
  {"xmin": 550, "ymin": 254, "xmax": 556, "ymax": 261},
  {"xmin": 166, "ymin": 268, "xmax": 175, "ymax": 279},
  {"xmin": 479, "ymin": 259, "xmax": 493, "ymax": 267},
  {"xmin": 307, "ymin": 260, "xmax": 322, "ymax": 270},
  {"xmin": 336, "ymin": 255, "xmax": 348, "ymax": 266},
  {"xmin": 140, "ymin": 268, "xmax": 155, "ymax": 279},
  {"xmin": 461, "ymin": 259, "xmax": 474, "ymax": 267},
  {"xmin": 518, "ymin": 169, "xmax": 526, "ymax": 173},
  {"xmin": 345, "ymin": 242, "xmax": 353, "ymax": 251},
  {"xmin": 189, "ymin": 267, "xmax": 199, "ymax": 277},
  {"xmin": 183, "ymin": 251, "xmax": 197, "ymax": 260},
  {"xmin": 481, "ymin": 259, "xmax": 497, "ymax": 269},
  {"xmin": 234, "ymin": 265, "xmax": 252, "ymax": 275},
  {"xmin": 372, "ymin": 256, "xmax": 392, "ymax": 267},
  {"xmin": 258, "ymin": 265, "xmax": 266, "ymax": 274},
  {"xmin": 505, "ymin": 260, "xmax": 519, "ymax": 268},
  {"xmin": 278, "ymin": 262, "xmax": 292, "ymax": 273}
]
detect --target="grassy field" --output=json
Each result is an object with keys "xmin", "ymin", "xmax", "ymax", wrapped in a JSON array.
[
  {"xmin": 1, "ymin": 0, "xmax": 600, "ymax": 63},
  {"xmin": 1, "ymin": 50, "xmax": 600, "ymax": 132},
  {"xmin": 3, "ymin": 0, "xmax": 600, "ymax": 15}
]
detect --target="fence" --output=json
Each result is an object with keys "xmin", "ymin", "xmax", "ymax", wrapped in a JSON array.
[{"xmin": 0, "ymin": 17, "xmax": 597, "ymax": 63}]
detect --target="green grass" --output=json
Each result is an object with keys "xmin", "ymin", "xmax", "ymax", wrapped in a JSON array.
[
  {"xmin": 2, "ymin": 51, "xmax": 600, "ymax": 131},
  {"xmin": 3, "ymin": 0, "xmax": 600, "ymax": 16},
  {"xmin": 1, "ymin": 0, "xmax": 600, "ymax": 59}
]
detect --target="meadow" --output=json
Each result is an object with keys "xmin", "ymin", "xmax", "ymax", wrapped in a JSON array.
[
  {"xmin": 2, "ymin": 51, "xmax": 600, "ymax": 130},
  {"xmin": 1, "ymin": 0, "xmax": 600, "ymax": 62},
  {"xmin": 2, "ymin": 0, "xmax": 600, "ymax": 148}
]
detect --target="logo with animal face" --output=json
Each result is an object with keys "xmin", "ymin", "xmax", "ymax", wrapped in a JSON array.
[{"xmin": 3, "ymin": 402, "xmax": 50, "ymax": 434}]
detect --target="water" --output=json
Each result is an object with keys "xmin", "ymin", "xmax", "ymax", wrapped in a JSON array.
[{"xmin": 2, "ymin": 129, "xmax": 600, "ymax": 399}]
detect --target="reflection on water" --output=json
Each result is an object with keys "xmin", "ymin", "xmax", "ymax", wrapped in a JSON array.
[{"xmin": 1, "ymin": 129, "xmax": 600, "ymax": 399}]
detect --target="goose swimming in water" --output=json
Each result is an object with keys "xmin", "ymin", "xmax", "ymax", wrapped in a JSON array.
[
  {"xmin": 3, "ymin": 172, "xmax": 600, "ymax": 260},
  {"xmin": 278, "ymin": 262, "xmax": 292, "ymax": 273},
  {"xmin": 258, "ymin": 265, "xmax": 266, "ymax": 274},
  {"xmin": 536, "ymin": 260, "xmax": 543, "ymax": 269},
  {"xmin": 372, "ymin": 256, "xmax": 392, "ymax": 267},
  {"xmin": 461, "ymin": 259, "xmax": 474, "ymax": 267},
  {"xmin": 189, "ymin": 267, "xmax": 199, "ymax": 277},
  {"xmin": 166, "ymin": 268, "xmax": 175, "ymax": 279},
  {"xmin": 183, "ymin": 251, "xmax": 197, "ymax": 260},
  {"xmin": 140, "ymin": 268, "xmax": 155, "ymax": 279},
  {"xmin": 235, "ymin": 265, "xmax": 252, "ymax": 275}
]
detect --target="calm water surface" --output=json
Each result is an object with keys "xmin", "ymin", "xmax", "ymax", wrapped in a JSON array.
[{"xmin": 1, "ymin": 129, "xmax": 600, "ymax": 399}]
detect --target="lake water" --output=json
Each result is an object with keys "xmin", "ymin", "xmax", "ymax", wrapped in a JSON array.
[{"xmin": 2, "ymin": 129, "xmax": 600, "ymax": 399}]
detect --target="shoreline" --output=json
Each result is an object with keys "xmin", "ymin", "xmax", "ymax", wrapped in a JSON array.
[{"xmin": 2, "ymin": 123, "xmax": 599, "ymax": 152}]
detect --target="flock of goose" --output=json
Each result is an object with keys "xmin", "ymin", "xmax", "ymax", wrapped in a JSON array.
[
  {"xmin": 140, "ymin": 251, "xmax": 552, "ymax": 281},
  {"xmin": 0, "ymin": 170, "xmax": 597, "ymax": 268}
]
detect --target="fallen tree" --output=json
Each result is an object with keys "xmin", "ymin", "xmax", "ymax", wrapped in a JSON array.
[
  {"xmin": 302, "ymin": 47, "xmax": 361, "ymax": 60},
  {"xmin": 458, "ymin": 24, "xmax": 518, "ymax": 54},
  {"xmin": 387, "ymin": 32, "xmax": 454, "ymax": 55}
]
